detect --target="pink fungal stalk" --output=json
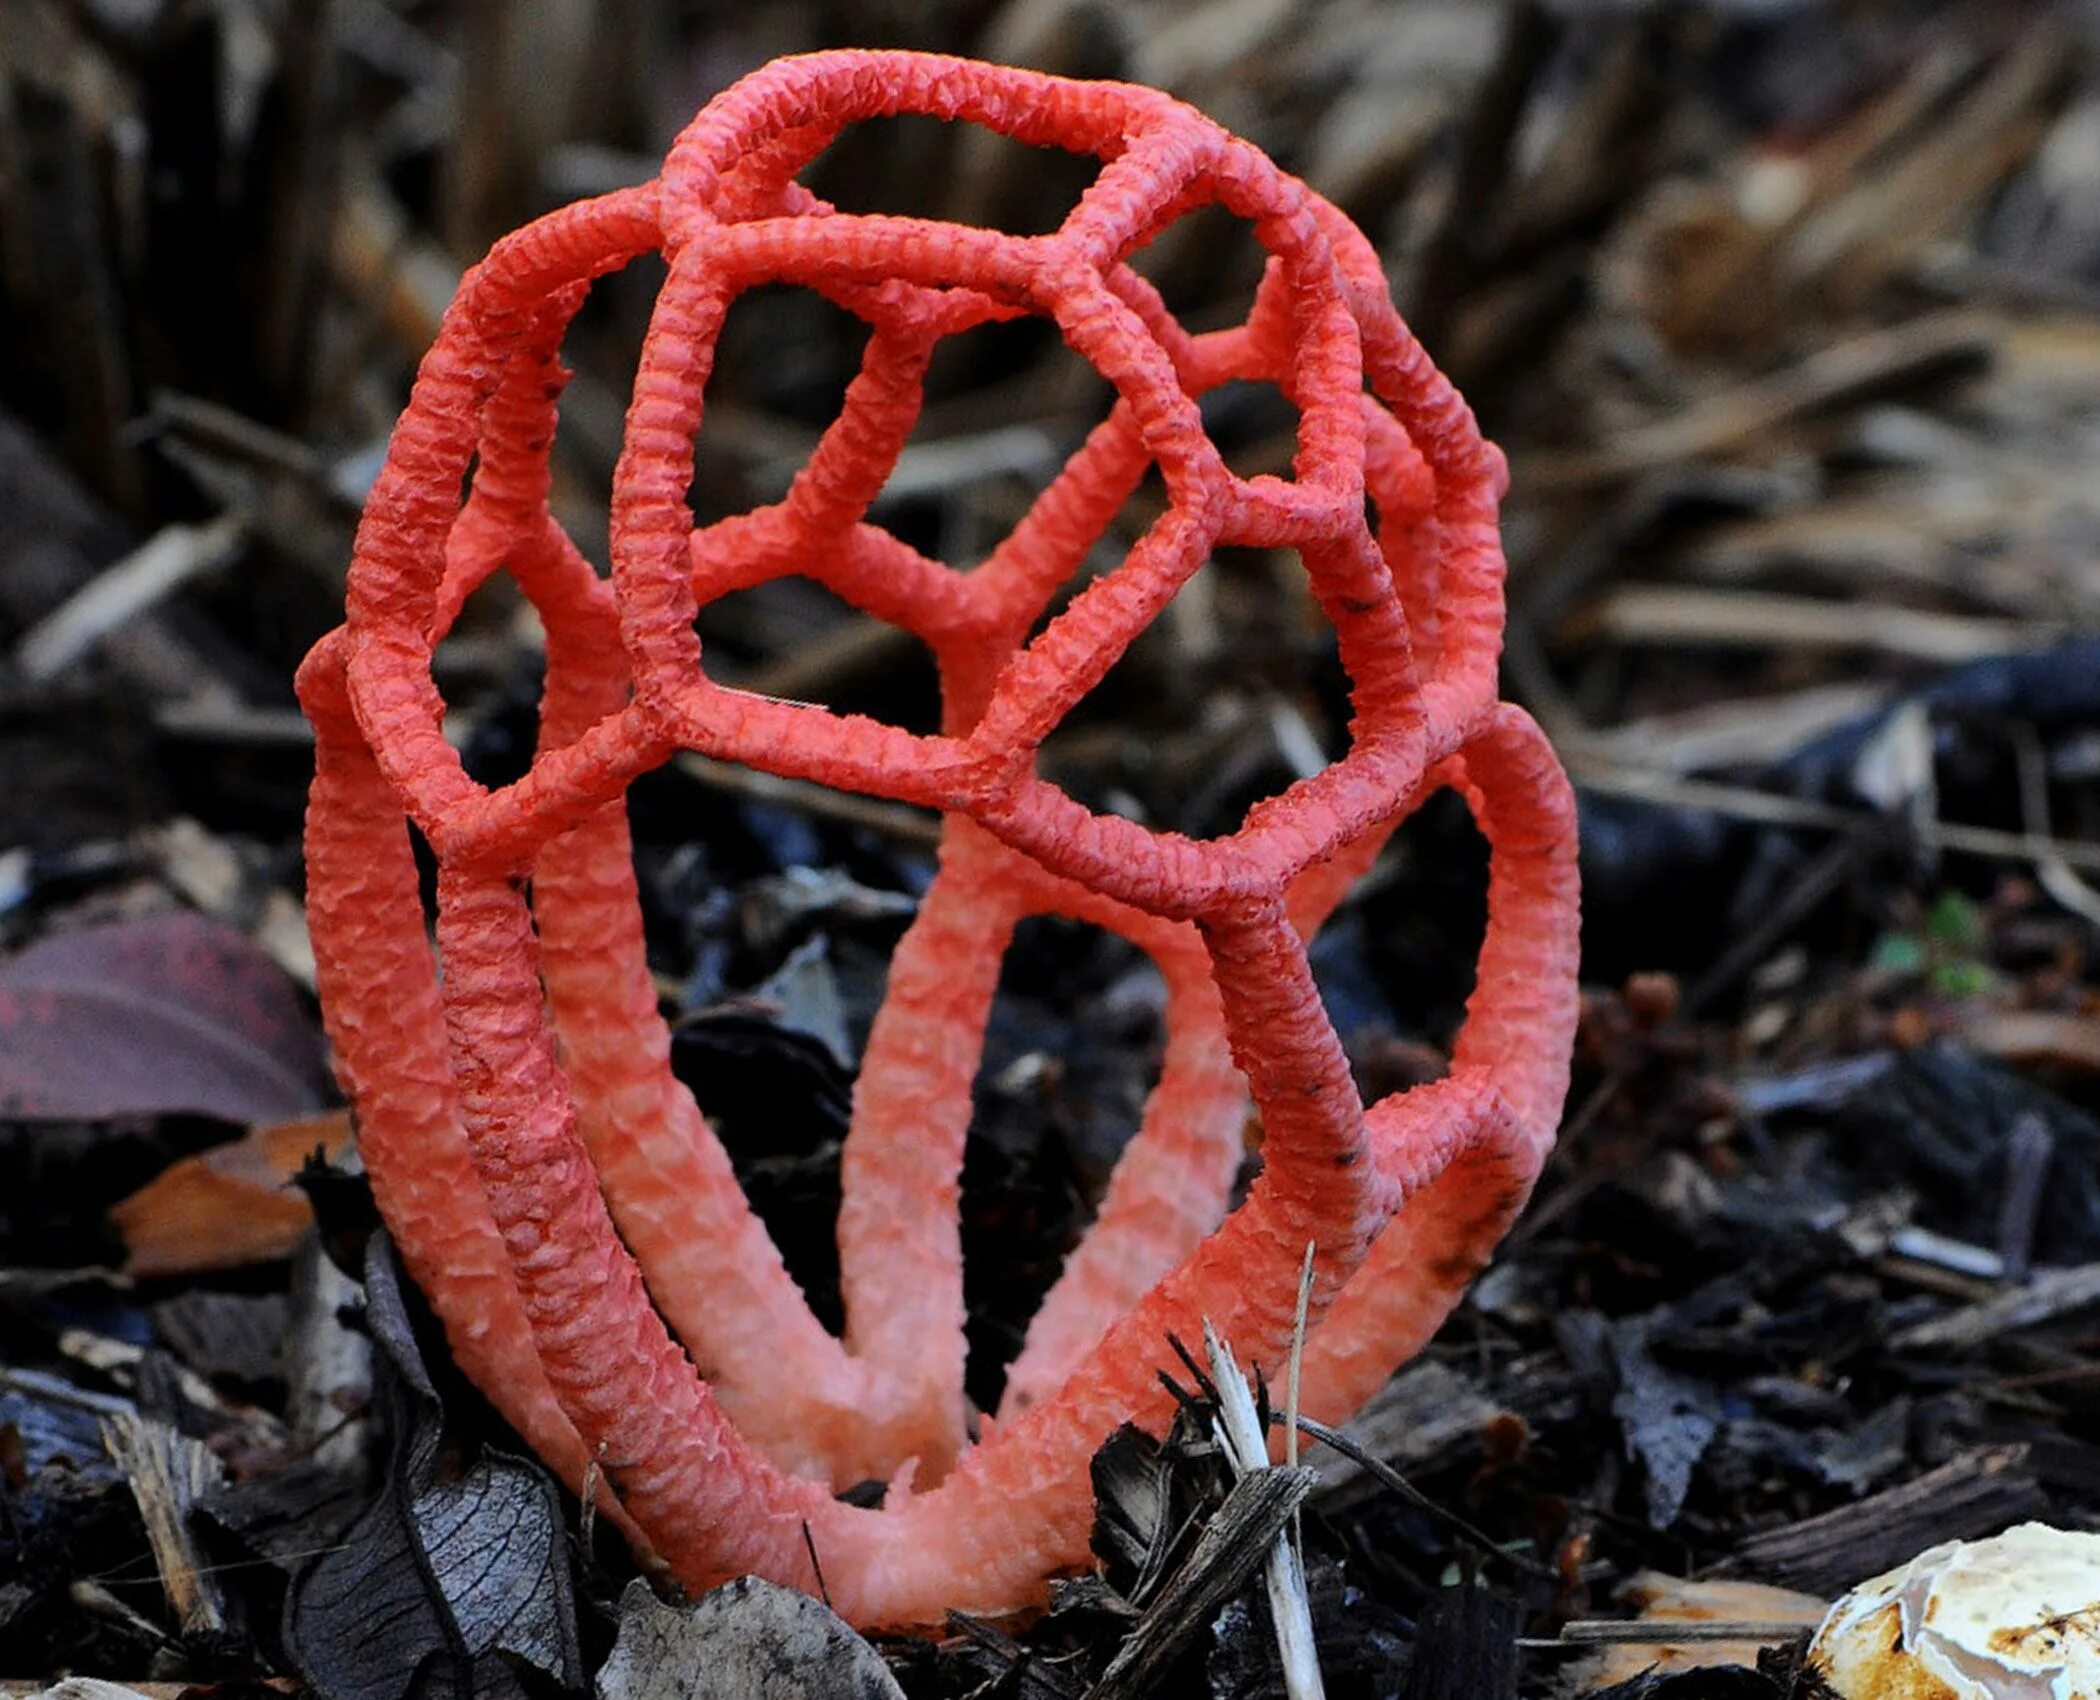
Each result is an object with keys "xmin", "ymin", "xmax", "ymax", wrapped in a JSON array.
[{"xmin": 298, "ymin": 49, "xmax": 1581, "ymax": 1629}]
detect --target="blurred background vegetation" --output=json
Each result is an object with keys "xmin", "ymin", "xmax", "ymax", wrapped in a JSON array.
[{"xmin": 3, "ymin": 0, "xmax": 2099, "ymax": 1022}]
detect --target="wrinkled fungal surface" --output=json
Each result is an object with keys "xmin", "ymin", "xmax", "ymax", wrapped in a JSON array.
[
  {"xmin": 1810, "ymin": 1523, "xmax": 2100, "ymax": 1700},
  {"xmin": 297, "ymin": 49, "xmax": 1581, "ymax": 1628}
]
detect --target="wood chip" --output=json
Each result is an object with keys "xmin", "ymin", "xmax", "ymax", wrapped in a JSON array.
[
  {"xmin": 100, "ymin": 1411, "xmax": 229, "ymax": 1638},
  {"xmin": 1891, "ymin": 1262, "xmax": 2100, "ymax": 1352},
  {"xmin": 1731, "ymin": 1446, "xmax": 2049, "ymax": 1594},
  {"xmin": 15, "ymin": 514, "xmax": 247, "ymax": 684},
  {"xmin": 1309, "ymin": 1358, "xmax": 1503, "ymax": 1503},
  {"xmin": 1575, "ymin": 586, "xmax": 2066, "ymax": 665},
  {"xmin": 1519, "ymin": 312, "xmax": 1998, "ymax": 489},
  {"xmin": 1084, "ymin": 1468, "xmax": 1315, "ymax": 1700}
]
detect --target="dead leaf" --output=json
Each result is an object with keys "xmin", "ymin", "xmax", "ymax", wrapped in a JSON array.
[
  {"xmin": 284, "ymin": 1238, "xmax": 581, "ymax": 1700},
  {"xmin": 110, "ymin": 1110, "xmax": 350, "ymax": 1275},
  {"xmin": 0, "ymin": 910, "xmax": 329, "ymax": 1123},
  {"xmin": 1583, "ymin": 1574, "xmax": 1829, "ymax": 1688},
  {"xmin": 1607, "ymin": 1317, "xmax": 1722, "ymax": 1531},
  {"xmin": 596, "ymin": 1576, "xmax": 905, "ymax": 1700}
]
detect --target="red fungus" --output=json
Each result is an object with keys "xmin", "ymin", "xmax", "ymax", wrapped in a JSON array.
[{"xmin": 299, "ymin": 50, "xmax": 1581, "ymax": 1629}]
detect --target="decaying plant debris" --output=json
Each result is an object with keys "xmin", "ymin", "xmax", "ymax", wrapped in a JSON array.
[{"xmin": 3, "ymin": 1, "xmax": 2100, "ymax": 1697}]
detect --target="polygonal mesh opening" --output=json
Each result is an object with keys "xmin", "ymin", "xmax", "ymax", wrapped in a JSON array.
[
  {"xmin": 1200, "ymin": 376, "xmax": 1304, "ymax": 482},
  {"xmin": 435, "ymin": 568, "xmax": 542, "ymax": 768},
  {"xmin": 679, "ymin": 286, "xmax": 1146, "ymax": 748},
  {"xmin": 802, "ymin": 114, "xmax": 1100, "ymax": 233},
  {"xmin": 880, "ymin": 314, "xmax": 1118, "ymax": 571},
  {"xmin": 1310, "ymin": 788, "xmax": 1487, "ymax": 1107},
  {"xmin": 423, "ymin": 261, "xmax": 649, "ymax": 745},
  {"xmin": 689, "ymin": 282, "xmax": 869, "ymax": 529},
  {"xmin": 694, "ymin": 574, "xmax": 944, "ymax": 737},
  {"xmin": 1030, "ymin": 538, "xmax": 1377, "ymax": 845},
  {"xmin": 550, "ymin": 248, "xmax": 671, "ymax": 568},
  {"xmin": 962, "ymin": 911, "xmax": 1172, "ymax": 1412},
  {"xmin": 1120, "ymin": 196, "xmax": 1270, "ymax": 337},
  {"xmin": 1013, "ymin": 457, "xmax": 1173, "ymax": 637}
]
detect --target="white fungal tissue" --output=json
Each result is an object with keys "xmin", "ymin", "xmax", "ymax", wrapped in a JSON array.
[{"xmin": 1807, "ymin": 1523, "xmax": 2100, "ymax": 1699}]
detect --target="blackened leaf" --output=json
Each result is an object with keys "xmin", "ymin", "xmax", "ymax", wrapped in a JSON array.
[
  {"xmin": 414, "ymin": 1468, "xmax": 579, "ymax": 1682},
  {"xmin": 0, "ymin": 911, "xmax": 328, "ymax": 1122},
  {"xmin": 283, "ymin": 1238, "xmax": 580, "ymax": 1700},
  {"xmin": 670, "ymin": 1009, "xmax": 854, "ymax": 1154},
  {"xmin": 1609, "ymin": 1320, "xmax": 1722, "ymax": 1531},
  {"xmin": 670, "ymin": 1007, "xmax": 852, "ymax": 1333},
  {"xmin": 150, "ymin": 1290, "xmax": 290, "ymax": 1385},
  {"xmin": 1397, "ymin": 1587, "xmax": 1519, "ymax": 1700},
  {"xmin": 596, "ymin": 1576, "xmax": 904, "ymax": 1700},
  {"xmin": 1813, "ymin": 1397, "xmax": 1911, "ymax": 1496},
  {"xmin": 203, "ymin": 1459, "xmax": 369, "ymax": 1569}
]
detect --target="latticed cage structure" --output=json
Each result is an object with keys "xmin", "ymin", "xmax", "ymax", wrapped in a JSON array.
[{"xmin": 298, "ymin": 50, "xmax": 1580, "ymax": 1627}]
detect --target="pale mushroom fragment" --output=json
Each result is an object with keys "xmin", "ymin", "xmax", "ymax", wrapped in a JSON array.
[{"xmin": 1807, "ymin": 1522, "xmax": 2100, "ymax": 1699}]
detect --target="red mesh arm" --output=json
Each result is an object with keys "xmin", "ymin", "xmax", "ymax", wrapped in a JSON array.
[{"xmin": 300, "ymin": 49, "xmax": 1581, "ymax": 1629}]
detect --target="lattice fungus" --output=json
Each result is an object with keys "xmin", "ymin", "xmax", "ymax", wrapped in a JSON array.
[{"xmin": 299, "ymin": 49, "xmax": 1581, "ymax": 1628}]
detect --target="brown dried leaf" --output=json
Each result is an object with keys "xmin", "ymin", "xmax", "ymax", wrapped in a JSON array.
[
  {"xmin": 111, "ymin": 1110, "xmax": 350, "ymax": 1276},
  {"xmin": 1583, "ymin": 1575, "xmax": 1829, "ymax": 1688}
]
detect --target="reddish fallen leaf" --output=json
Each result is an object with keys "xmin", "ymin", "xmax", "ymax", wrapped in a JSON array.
[
  {"xmin": 110, "ymin": 1110, "xmax": 350, "ymax": 1276},
  {"xmin": 0, "ymin": 910, "xmax": 329, "ymax": 1122}
]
